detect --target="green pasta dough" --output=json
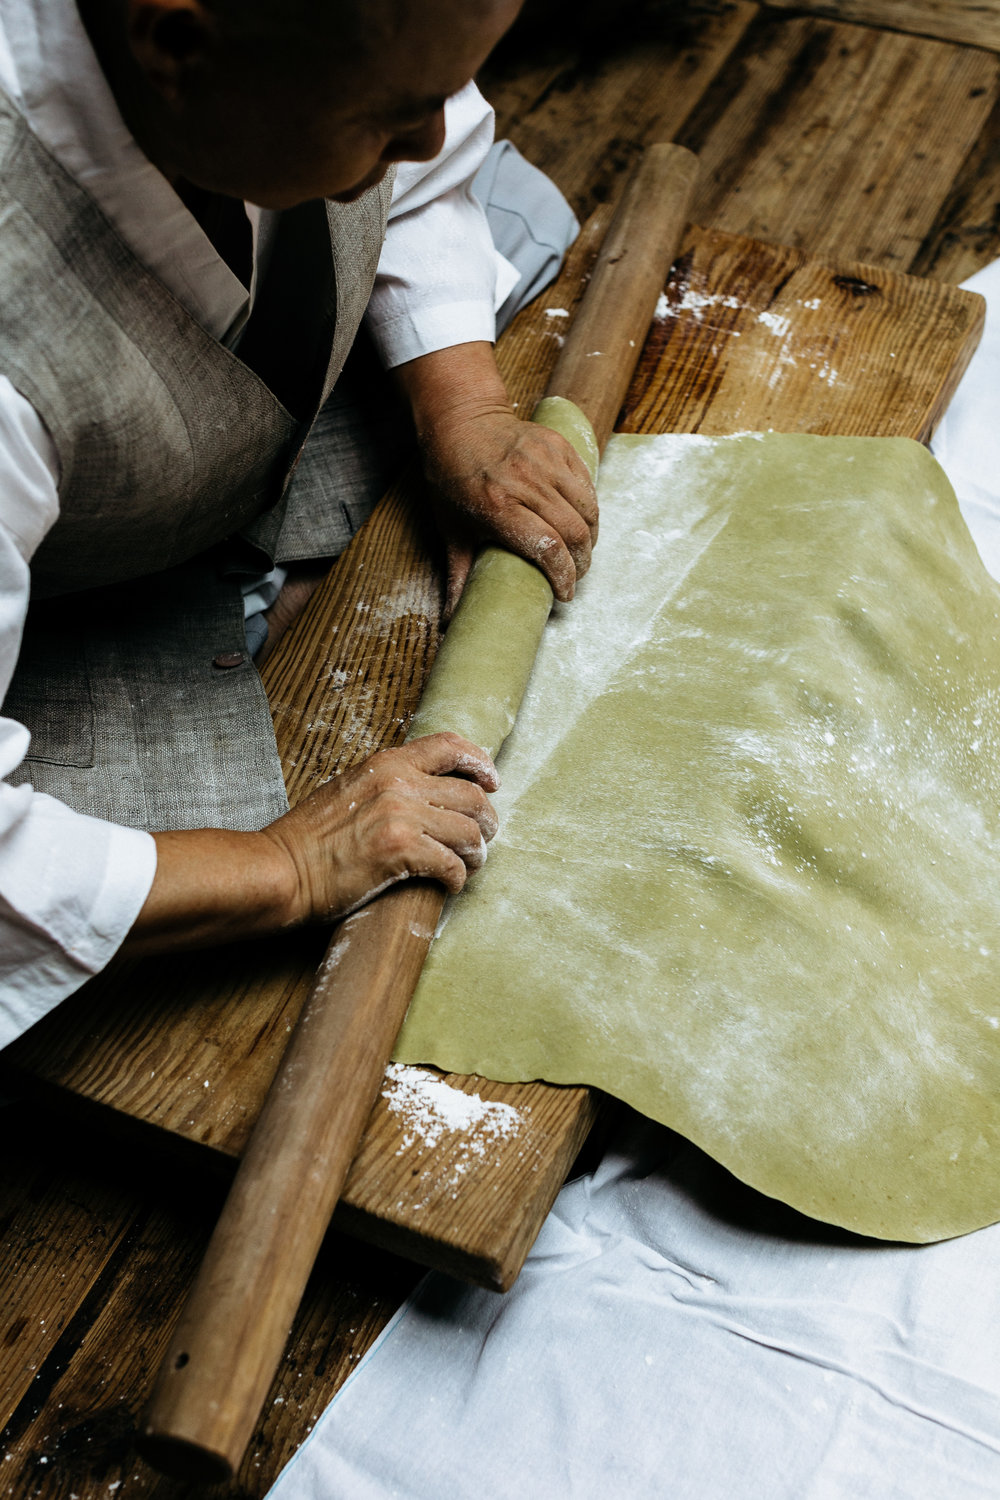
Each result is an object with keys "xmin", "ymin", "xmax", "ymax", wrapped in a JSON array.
[
  {"xmin": 396, "ymin": 431, "xmax": 1000, "ymax": 1243},
  {"xmin": 407, "ymin": 398, "xmax": 598, "ymax": 757}
]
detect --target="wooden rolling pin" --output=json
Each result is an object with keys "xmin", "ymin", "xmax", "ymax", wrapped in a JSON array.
[{"xmin": 138, "ymin": 141, "xmax": 699, "ymax": 1484}]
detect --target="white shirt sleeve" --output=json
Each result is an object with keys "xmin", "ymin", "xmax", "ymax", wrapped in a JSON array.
[
  {"xmin": 0, "ymin": 376, "xmax": 156, "ymax": 1049},
  {"xmin": 366, "ymin": 81, "xmax": 519, "ymax": 369}
]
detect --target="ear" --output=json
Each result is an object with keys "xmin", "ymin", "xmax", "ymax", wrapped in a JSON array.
[{"xmin": 126, "ymin": 0, "xmax": 216, "ymax": 102}]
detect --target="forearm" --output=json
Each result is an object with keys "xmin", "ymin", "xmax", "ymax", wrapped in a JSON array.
[
  {"xmin": 394, "ymin": 340, "xmax": 511, "ymax": 439},
  {"xmin": 125, "ymin": 828, "xmax": 296, "ymax": 956}
]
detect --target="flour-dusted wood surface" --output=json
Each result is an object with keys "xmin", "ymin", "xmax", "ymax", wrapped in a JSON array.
[
  {"xmin": 764, "ymin": 0, "xmax": 1000, "ymax": 51},
  {"xmin": 622, "ymin": 229, "xmax": 984, "ymax": 440},
  {"xmin": 5, "ymin": 3, "xmax": 1000, "ymax": 1495}
]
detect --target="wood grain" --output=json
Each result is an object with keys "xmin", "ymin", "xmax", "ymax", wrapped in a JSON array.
[
  {"xmin": 621, "ymin": 227, "xmax": 986, "ymax": 439},
  {"xmin": 764, "ymin": 0, "xmax": 1000, "ymax": 52},
  {"xmin": 678, "ymin": 12, "xmax": 998, "ymax": 267},
  {"xmin": 480, "ymin": 0, "xmax": 756, "ymax": 221},
  {"xmin": 0, "ymin": 1145, "xmax": 137, "ymax": 1432},
  {"xmin": 0, "ymin": 1133, "xmax": 421, "ymax": 1499},
  {"xmin": 911, "ymin": 90, "xmax": 1000, "ymax": 283}
]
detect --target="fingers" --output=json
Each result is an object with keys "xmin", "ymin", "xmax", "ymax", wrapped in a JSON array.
[
  {"xmin": 400, "ymin": 731, "xmax": 500, "ymax": 792},
  {"xmin": 541, "ymin": 428, "xmax": 599, "ymax": 540},
  {"xmin": 419, "ymin": 805, "xmax": 492, "ymax": 881},
  {"xmin": 354, "ymin": 735, "xmax": 500, "ymax": 879},
  {"xmin": 483, "ymin": 428, "xmax": 598, "ymax": 601}
]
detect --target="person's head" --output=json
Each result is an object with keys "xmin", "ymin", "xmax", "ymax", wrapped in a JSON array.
[{"xmin": 107, "ymin": 0, "xmax": 522, "ymax": 206}]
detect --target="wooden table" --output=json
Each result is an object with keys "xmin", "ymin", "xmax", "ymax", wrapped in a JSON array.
[{"xmin": 3, "ymin": 3, "xmax": 1000, "ymax": 1494}]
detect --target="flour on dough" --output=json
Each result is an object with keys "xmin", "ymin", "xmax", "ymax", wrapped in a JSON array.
[{"xmin": 395, "ymin": 433, "xmax": 1000, "ymax": 1243}]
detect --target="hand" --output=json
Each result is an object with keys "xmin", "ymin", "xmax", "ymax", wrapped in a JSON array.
[
  {"xmin": 130, "ymin": 733, "xmax": 499, "ymax": 953},
  {"xmin": 395, "ymin": 342, "xmax": 599, "ymax": 618},
  {"xmin": 424, "ymin": 408, "xmax": 599, "ymax": 618},
  {"xmin": 261, "ymin": 732, "xmax": 499, "ymax": 923}
]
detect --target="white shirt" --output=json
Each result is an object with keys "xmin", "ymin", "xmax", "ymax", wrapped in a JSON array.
[{"xmin": 0, "ymin": 0, "xmax": 515, "ymax": 1045}]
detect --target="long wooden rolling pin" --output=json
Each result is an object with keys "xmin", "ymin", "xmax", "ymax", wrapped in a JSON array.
[{"xmin": 139, "ymin": 141, "xmax": 698, "ymax": 1484}]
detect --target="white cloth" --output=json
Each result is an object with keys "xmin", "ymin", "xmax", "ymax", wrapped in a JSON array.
[
  {"xmin": 269, "ymin": 1114, "xmax": 1000, "ymax": 1500},
  {"xmin": 0, "ymin": 0, "xmax": 512, "ymax": 1045},
  {"xmin": 267, "ymin": 273, "xmax": 1000, "ymax": 1500},
  {"xmin": 930, "ymin": 259, "xmax": 1000, "ymax": 583}
]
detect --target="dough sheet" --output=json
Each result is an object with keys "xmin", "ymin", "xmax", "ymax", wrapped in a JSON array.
[{"xmin": 395, "ymin": 431, "xmax": 1000, "ymax": 1241}]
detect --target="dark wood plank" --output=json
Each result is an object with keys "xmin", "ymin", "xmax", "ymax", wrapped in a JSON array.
[
  {"xmin": 911, "ymin": 90, "xmax": 1000, "ymax": 283},
  {"xmin": 0, "ymin": 1131, "xmax": 421, "ymax": 1498},
  {"xmin": 676, "ymin": 11, "xmax": 997, "ymax": 267},
  {"xmin": 764, "ymin": 0, "xmax": 1000, "ymax": 52},
  {"xmin": 0, "ymin": 1140, "xmax": 136, "ymax": 1433},
  {"xmin": 480, "ymin": 0, "xmax": 757, "ymax": 221}
]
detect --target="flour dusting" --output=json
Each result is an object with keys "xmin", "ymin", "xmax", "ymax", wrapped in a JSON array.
[{"xmin": 382, "ymin": 1063, "xmax": 522, "ymax": 1152}]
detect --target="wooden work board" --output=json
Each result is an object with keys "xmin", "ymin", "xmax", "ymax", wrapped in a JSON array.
[{"xmin": 2, "ymin": 208, "xmax": 984, "ymax": 1292}]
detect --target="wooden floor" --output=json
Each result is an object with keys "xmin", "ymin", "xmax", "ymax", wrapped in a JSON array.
[{"xmin": 5, "ymin": 2, "xmax": 1000, "ymax": 1494}]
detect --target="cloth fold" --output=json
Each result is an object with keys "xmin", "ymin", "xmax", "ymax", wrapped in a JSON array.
[{"xmin": 269, "ymin": 1115, "xmax": 1000, "ymax": 1500}]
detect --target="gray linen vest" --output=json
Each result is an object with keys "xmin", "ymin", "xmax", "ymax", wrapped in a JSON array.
[{"xmin": 0, "ymin": 91, "xmax": 395, "ymax": 830}]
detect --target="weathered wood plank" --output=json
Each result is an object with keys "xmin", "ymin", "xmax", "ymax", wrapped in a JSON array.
[
  {"xmin": 0, "ymin": 1141, "xmax": 420, "ymax": 1498},
  {"xmin": 764, "ymin": 0, "xmax": 1000, "ymax": 53},
  {"xmin": 0, "ymin": 1136, "xmax": 137, "ymax": 1433},
  {"xmin": 621, "ymin": 226, "xmax": 985, "ymax": 439},
  {"xmin": 479, "ymin": 0, "xmax": 757, "ymax": 220},
  {"xmin": 911, "ymin": 90, "xmax": 1000, "ymax": 282},
  {"xmin": 677, "ymin": 11, "xmax": 998, "ymax": 267}
]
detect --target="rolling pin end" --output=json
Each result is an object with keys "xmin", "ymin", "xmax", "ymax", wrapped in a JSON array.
[{"xmin": 136, "ymin": 1427, "xmax": 234, "ymax": 1485}]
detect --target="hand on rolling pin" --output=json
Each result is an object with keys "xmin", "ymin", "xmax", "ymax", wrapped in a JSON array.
[
  {"xmin": 125, "ymin": 733, "xmax": 499, "ymax": 954},
  {"xmin": 396, "ymin": 341, "xmax": 598, "ymax": 619}
]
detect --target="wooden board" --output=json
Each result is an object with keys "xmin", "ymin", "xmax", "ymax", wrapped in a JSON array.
[
  {"xmin": 2, "ymin": 214, "xmax": 983, "ymax": 1299},
  {"xmin": 764, "ymin": 0, "xmax": 1000, "ymax": 53},
  {"xmin": 482, "ymin": 0, "xmax": 757, "ymax": 221},
  {"xmin": 621, "ymin": 227, "xmax": 983, "ymax": 440},
  {"xmin": 676, "ymin": 11, "xmax": 998, "ymax": 267},
  {"xmin": 482, "ymin": 6, "xmax": 998, "ymax": 279}
]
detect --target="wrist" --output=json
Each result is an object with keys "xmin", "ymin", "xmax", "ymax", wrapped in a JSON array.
[
  {"xmin": 395, "ymin": 342, "xmax": 512, "ymax": 444},
  {"xmin": 127, "ymin": 827, "xmax": 303, "ymax": 954}
]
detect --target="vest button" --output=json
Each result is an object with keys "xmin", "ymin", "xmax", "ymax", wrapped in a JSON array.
[{"xmin": 212, "ymin": 651, "xmax": 246, "ymax": 670}]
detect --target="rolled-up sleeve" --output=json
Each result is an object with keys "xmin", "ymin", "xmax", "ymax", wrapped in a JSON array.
[
  {"xmin": 366, "ymin": 81, "xmax": 519, "ymax": 369},
  {"xmin": 0, "ymin": 378, "xmax": 156, "ymax": 1049}
]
